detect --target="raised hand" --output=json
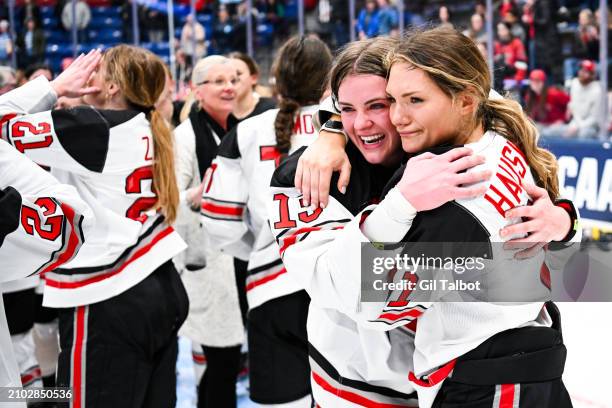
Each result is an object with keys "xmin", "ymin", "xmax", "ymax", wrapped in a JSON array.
[{"xmin": 51, "ymin": 49, "xmax": 102, "ymax": 99}]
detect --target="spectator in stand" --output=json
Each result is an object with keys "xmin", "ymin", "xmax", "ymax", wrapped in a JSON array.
[
  {"xmin": 524, "ymin": 69, "xmax": 570, "ymax": 126},
  {"xmin": 213, "ymin": 5, "xmax": 235, "ymax": 55},
  {"xmin": 438, "ymin": 5, "xmax": 453, "ymax": 29},
  {"xmin": 24, "ymin": 63, "xmax": 53, "ymax": 81},
  {"xmin": 503, "ymin": 9, "xmax": 526, "ymax": 43},
  {"xmin": 181, "ymin": 14, "xmax": 207, "ymax": 77},
  {"xmin": 16, "ymin": 18, "xmax": 45, "ymax": 69},
  {"xmin": 329, "ymin": 0, "xmax": 349, "ymax": 46},
  {"xmin": 463, "ymin": 13, "xmax": 487, "ymax": 44},
  {"xmin": 564, "ymin": 8, "xmax": 599, "ymax": 85},
  {"xmin": 547, "ymin": 60, "xmax": 602, "ymax": 139},
  {"xmin": 475, "ymin": 1, "xmax": 486, "ymax": 18},
  {"xmin": 576, "ymin": 8, "xmax": 599, "ymax": 60},
  {"xmin": 376, "ymin": 0, "xmax": 398, "ymax": 36},
  {"xmin": 255, "ymin": 0, "xmax": 288, "ymax": 40},
  {"xmin": 356, "ymin": 0, "xmax": 379, "ymax": 39},
  {"xmin": 17, "ymin": 0, "xmax": 41, "ymax": 28},
  {"xmin": 494, "ymin": 21, "xmax": 528, "ymax": 88},
  {"xmin": 499, "ymin": 0, "xmax": 519, "ymax": 20},
  {"xmin": 121, "ymin": 0, "xmax": 144, "ymax": 44},
  {"xmin": 522, "ymin": 0, "xmax": 536, "ymax": 69},
  {"xmin": 61, "ymin": 0, "xmax": 91, "ymax": 43},
  {"xmin": 532, "ymin": 0, "xmax": 563, "ymax": 83},
  {"xmin": 0, "ymin": 20, "xmax": 13, "ymax": 67},
  {"xmin": 143, "ymin": 4, "xmax": 166, "ymax": 43}
]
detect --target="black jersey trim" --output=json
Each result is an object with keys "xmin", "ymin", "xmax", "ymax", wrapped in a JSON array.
[
  {"xmin": 308, "ymin": 342, "xmax": 418, "ymax": 400},
  {"xmin": 0, "ymin": 186, "xmax": 22, "ymax": 246}
]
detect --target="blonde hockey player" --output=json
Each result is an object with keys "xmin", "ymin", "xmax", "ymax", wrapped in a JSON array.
[{"xmin": 0, "ymin": 47, "xmax": 188, "ymax": 408}]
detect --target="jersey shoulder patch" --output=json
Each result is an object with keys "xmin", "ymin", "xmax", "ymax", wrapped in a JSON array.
[{"xmin": 51, "ymin": 106, "xmax": 112, "ymax": 172}]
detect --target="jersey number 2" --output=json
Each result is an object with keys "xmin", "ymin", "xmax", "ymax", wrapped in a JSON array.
[
  {"xmin": 125, "ymin": 166, "xmax": 157, "ymax": 222},
  {"xmin": 21, "ymin": 197, "xmax": 63, "ymax": 241}
]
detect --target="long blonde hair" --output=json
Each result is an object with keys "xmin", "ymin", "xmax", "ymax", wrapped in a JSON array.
[
  {"xmin": 104, "ymin": 45, "xmax": 179, "ymax": 223},
  {"xmin": 386, "ymin": 27, "xmax": 559, "ymax": 198}
]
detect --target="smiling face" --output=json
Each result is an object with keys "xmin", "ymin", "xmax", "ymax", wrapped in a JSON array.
[
  {"xmin": 337, "ymin": 74, "xmax": 403, "ymax": 166},
  {"xmin": 194, "ymin": 63, "xmax": 236, "ymax": 115},
  {"xmin": 386, "ymin": 62, "xmax": 466, "ymax": 154}
]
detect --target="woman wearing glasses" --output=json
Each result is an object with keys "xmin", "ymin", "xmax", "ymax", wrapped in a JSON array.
[{"xmin": 172, "ymin": 55, "xmax": 245, "ymax": 408}]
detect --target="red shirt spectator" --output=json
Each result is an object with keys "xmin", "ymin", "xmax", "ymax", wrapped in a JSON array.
[
  {"xmin": 524, "ymin": 69, "xmax": 570, "ymax": 125},
  {"xmin": 495, "ymin": 22, "xmax": 528, "ymax": 81},
  {"xmin": 499, "ymin": 0, "xmax": 519, "ymax": 20}
]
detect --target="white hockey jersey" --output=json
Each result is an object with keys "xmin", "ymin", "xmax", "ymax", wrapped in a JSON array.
[
  {"xmin": 0, "ymin": 77, "xmax": 186, "ymax": 308},
  {"xmin": 0, "ymin": 138, "xmax": 92, "ymax": 400},
  {"xmin": 270, "ymin": 131, "xmax": 572, "ymax": 407},
  {"xmin": 201, "ymin": 105, "xmax": 319, "ymax": 310},
  {"xmin": 269, "ymin": 141, "xmax": 419, "ymax": 407}
]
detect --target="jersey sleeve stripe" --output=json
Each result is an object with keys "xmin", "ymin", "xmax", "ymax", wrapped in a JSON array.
[
  {"xmin": 201, "ymin": 198, "xmax": 245, "ymax": 217},
  {"xmin": 408, "ymin": 358, "xmax": 456, "ymax": 388},
  {"xmin": 44, "ymin": 225, "xmax": 174, "ymax": 289},
  {"xmin": 36, "ymin": 201, "xmax": 85, "ymax": 275}
]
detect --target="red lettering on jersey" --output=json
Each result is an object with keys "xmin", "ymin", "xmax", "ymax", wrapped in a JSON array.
[
  {"xmin": 298, "ymin": 198, "xmax": 322, "ymax": 223},
  {"xmin": 273, "ymin": 193, "xmax": 297, "ymax": 229},
  {"xmin": 0, "ymin": 113, "xmax": 17, "ymax": 137},
  {"xmin": 293, "ymin": 116, "xmax": 302, "ymax": 134},
  {"xmin": 21, "ymin": 197, "xmax": 63, "ymax": 241},
  {"xmin": 124, "ymin": 166, "xmax": 157, "ymax": 222},
  {"xmin": 484, "ymin": 184, "xmax": 516, "ymax": 217},
  {"xmin": 142, "ymin": 135, "xmax": 153, "ymax": 161},
  {"xmin": 260, "ymin": 145, "xmax": 284, "ymax": 168},
  {"xmin": 501, "ymin": 145, "xmax": 526, "ymax": 178},
  {"xmin": 302, "ymin": 114, "xmax": 314, "ymax": 134},
  {"xmin": 484, "ymin": 142, "xmax": 528, "ymax": 217},
  {"xmin": 497, "ymin": 172, "xmax": 523, "ymax": 203},
  {"xmin": 10, "ymin": 121, "xmax": 52, "ymax": 153},
  {"xmin": 293, "ymin": 114, "xmax": 315, "ymax": 135}
]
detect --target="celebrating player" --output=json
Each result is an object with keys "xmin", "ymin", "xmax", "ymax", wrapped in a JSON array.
[
  {"xmin": 269, "ymin": 32, "xmax": 578, "ymax": 407},
  {"xmin": 0, "ymin": 140, "xmax": 93, "ymax": 392},
  {"xmin": 0, "ymin": 47, "xmax": 188, "ymax": 408}
]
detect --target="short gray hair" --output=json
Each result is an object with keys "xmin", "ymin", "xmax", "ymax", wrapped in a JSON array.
[{"xmin": 191, "ymin": 55, "xmax": 232, "ymax": 85}]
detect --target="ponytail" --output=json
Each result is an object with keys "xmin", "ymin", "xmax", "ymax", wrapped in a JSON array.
[
  {"xmin": 150, "ymin": 109, "xmax": 179, "ymax": 224},
  {"xmin": 483, "ymin": 98, "xmax": 560, "ymax": 199},
  {"xmin": 274, "ymin": 98, "xmax": 300, "ymax": 154}
]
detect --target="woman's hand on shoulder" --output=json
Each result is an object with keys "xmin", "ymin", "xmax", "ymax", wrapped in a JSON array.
[{"xmin": 501, "ymin": 182, "xmax": 572, "ymax": 259}]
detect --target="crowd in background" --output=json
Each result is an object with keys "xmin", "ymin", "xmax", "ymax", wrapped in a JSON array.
[{"xmin": 0, "ymin": 0, "xmax": 611, "ymax": 140}]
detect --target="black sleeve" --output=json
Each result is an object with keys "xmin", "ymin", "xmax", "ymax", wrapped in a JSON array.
[
  {"xmin": 0, "ymin": 187, "xmax": 21, "ymax": 247},
  {"xmin": 51, "ymin": 106, "xmax": 111, "ymax": 173}
]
